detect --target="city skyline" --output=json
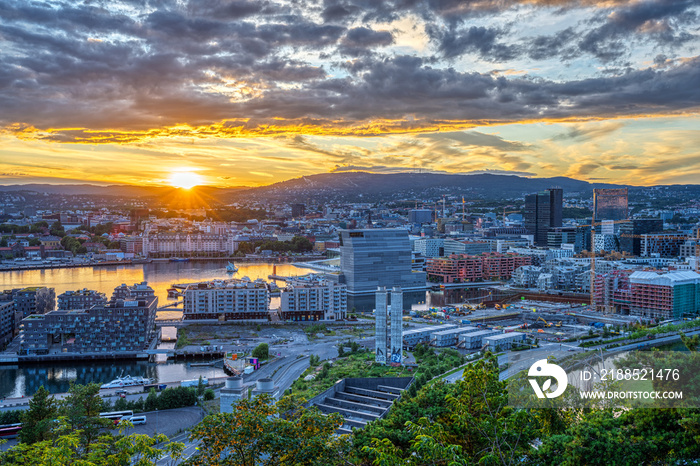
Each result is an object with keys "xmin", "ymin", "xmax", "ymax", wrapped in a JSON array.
[{"xmin": 1, "ymin": 1, "xmax": 699, "ymax": 188}]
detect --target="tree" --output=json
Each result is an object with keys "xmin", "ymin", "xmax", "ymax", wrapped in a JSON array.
[
  {"xmin": 19, "ymin": 386, "xmax": 57, "ymax": 444},
  {"xmin": 188, "ymin": 395, "xmax": 276, "ymax": 466},
  {"xmin": 252, "ymin": 343, "xmax": 269, "ymax": 360},
  {"xmin": 145, "ymin": 388, "xmax": 158, "ymax": 412},
  {"xmin": 188, "ymin": 394, "xmax": 348, "ymax": 466},
  {"xmin": 59, "ymin": 383, "xmax": 112, "ymax": 455},
  {"xmin": 197, "ymin": 376, "xmax": 206, "ymax": 397},
  {"xmin": 203, "ymin": 389, "xmax": 215, "ymax": 401},
  {"xmin": 0, "ymin": 426, "xmax": 185, "ymax": 466},
  {"xmin": 337, "ymin": 344, "xmax": 345, "ymax": 357}
]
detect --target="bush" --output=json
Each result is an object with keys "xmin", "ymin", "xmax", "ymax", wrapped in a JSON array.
[
  {"xmin": 252, "ymin": 343, "xmax": 269, "ymax": 360},
  {"xmin": 203, "ymin": 389, "xmax": 215, "ymax": 401}
]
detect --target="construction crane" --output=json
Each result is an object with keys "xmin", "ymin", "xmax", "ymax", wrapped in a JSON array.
[{"xmin": 577, "ymin": 216, "xmax": 631, "ymax": 310}]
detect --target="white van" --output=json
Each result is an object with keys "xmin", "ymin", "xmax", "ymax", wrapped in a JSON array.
[
  {"xmin": 128, "ymin": 415, "xmax": 147, "ymax": 425},
  {"xmin": 119, "ymin": 415, "xmax": 147, "ymax": 426}
]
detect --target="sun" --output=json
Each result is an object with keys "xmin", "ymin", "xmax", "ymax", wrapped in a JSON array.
[{"xmin": 169, "ymin": 171, "xmax": 202, "ymax": 189}]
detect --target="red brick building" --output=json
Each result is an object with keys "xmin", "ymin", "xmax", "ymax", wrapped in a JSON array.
[{"xmin": 426, "ymin": 253, "xmax": 531, "ymax": 283}]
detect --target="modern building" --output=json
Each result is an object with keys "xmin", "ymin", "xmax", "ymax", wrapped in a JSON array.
[
  {"xmin": 0, "ymin": 300, "xmax": 14, "ymax": 347},
  {"xmin": 390, "ymin": 287, "xmax": 403, "ymax": 364},
  {"xmin": 680, "ymin": 239, "xmax": 700, "ymax": 259},
  {"xmin": 111, "ymin": 282, "xmax": 156, "ymax": 301},
  {"xmin": 402, "ymin": 324, "xmax": 457, "ymax": 349},
  {"xmin": 430, "ymin": 327, "xmax": 479, "ymax": 347},
  {"xmin": 619, "ymin": 219, "xmax": 664, "ymax": 256},
  {"xmin": 629, "ymin": 271, "xmax": 700, "ymax": 320},
  {"xmin": 337, "ymin": 229, "xmax": 426, "ymax": 294},
  {"xmin": 413, "ymin": 238, "xmax": 444, "ymax": 258},
  {"xmin": 594, "ymin": 188, "xmax": 628, "ymax": 221},
  {"xmin": 19, "ymin": 295, "xmax": 158, "ymax": 355},
  {"xmin": 426, "ymin": 253, "xmax": 531, "ymax": 283},
  {"xmin": 409, "ymin": 209, "xmax": 433, "ymax": 224},
  {"xmin": 375, "ymin": 287, "xmax": 388, "ymax": 364},
  {"xmin": 524, "ymin": 188, "xmax": 563, "ymax": 247},
  {"xmin": 547, "ymin": 227, "xmax": 577, "ymax": 249},
  {"xmin": 183, "ymin": 279, "xmax": 270, "ymax": 321},
  {"xmin": 640, "ymin": 233, "xmax": 687, "ymax": 258},
  {"xmin": 13, "ymin": 287, "xmax": 55, "ymax": 318},
  {"xmin": 279, "ymin": 278, "xmax": 347, "ymax": 321},
  {"xmin": 443, "ymin": 239, "xmax": 491, "ymax": 256},
  {"xmin": 291, "ymin": 203, "xmax": 306, "ymax": 218},
  {"xmin": 57, "ymin": 289, "xmax": 108, "ymax": 310},
  {"xmin": 594, "ymin": 270, "xmax": 633, "ymax": 313},
  {"xmin": 484, "ymin": 333, "xmax": 526, "ymax": 351},
  {"xmin": 458, "ymin": 329, "xmax": 502, "ymax": 349}
]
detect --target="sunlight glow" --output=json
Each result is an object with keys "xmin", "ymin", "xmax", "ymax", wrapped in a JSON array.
[{"xmin": 169, "ymin": 171, "xmax": 202, "ymax": 189}]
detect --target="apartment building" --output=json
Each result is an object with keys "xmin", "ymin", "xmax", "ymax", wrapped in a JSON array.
[
  {"xmin": 279, "ymin": 278, "xmax": 347, "ymax": 321},
  {"xmin": 19, "ymin": 295, "xmax": 158, "ymax": 355},
  {"xmin": 57, "ymin": 289, "xmax": 107, "ymax": 310},
  {"xmin": 629, "ymin": 271, "xmax": 700, "ymax": 320},
  {"xmin": 426, "ymin": 253, "xmax": 531, "ymax": 283},
  {"xmin": 183, "ymin": 279, "xmax": 270, "ymax": 321}
]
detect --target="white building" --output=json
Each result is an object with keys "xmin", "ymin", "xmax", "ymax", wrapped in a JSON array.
[
  {"xmin": 413, "ymin": 238, "xmax": 444, "ymax": 258},
  {"xmin": 183, "ymin": 279, "xmax": 269, "ymax": 321},
  {"xmin": 280, "ymin": 278, "xmax": 347, "ymax": 321}
]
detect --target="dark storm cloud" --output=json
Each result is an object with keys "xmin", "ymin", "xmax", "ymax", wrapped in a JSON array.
[
  {"xmin": 0, "ymin": 0, "xmax": 699, "ymax": 141},
  {"xmin": 430, "ymin": 25, "xmax": 520, "ymax": 61},
  {"xmin": 337, "ymin": 26, "xmax": 394, "ymax": 56}
]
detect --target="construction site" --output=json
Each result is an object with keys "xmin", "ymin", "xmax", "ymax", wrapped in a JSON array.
[{"xmin": 404, "ymin": 299, "xmax": 641, "ymax": 351}]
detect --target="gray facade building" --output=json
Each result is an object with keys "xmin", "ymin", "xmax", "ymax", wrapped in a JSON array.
[
  {"xmin": 19, "ymin": 295, "xmax": 158, "ymax": 355},
  {"xmin": 375, "ymin": 287, "xmax": 387, "ymax": 364},
  {"xmin": 594, "ymin": 188, "xmax": 628, "ymax": 221},
  {"xmin": 524, "ymin": 188, "xmax": 563, "ymax": 247},
  {"xmin": 0, "ymin": 300, "xmax": 14, "ymax": 347},
  {"xmin": 390, "ymin": 287, "xmax": 403, "ymax": 364},
  {"xmin": 57, "ymin": 289, "xmax": 108, "ymax": 310},
  {"xmin": 339, "ymin": 229, "xmax": 426, "ymax": 294},
  {"xmin": 14, "ymin": 287, "xmax": 55, "ymax": 318},
  {"xmin": 409, "ymin": 209, "xmax": 433, "ymax": 224}
]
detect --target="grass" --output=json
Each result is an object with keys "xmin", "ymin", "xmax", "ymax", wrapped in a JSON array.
[
  {"xmin": 175, "ymin": 328, "xmax": 191, "ymax": 349},
  {"xmin": 289, "ymin": 352, "xmax": 411, "ymax": 400}
]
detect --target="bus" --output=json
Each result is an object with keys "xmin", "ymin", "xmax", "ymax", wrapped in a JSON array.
[
  {"xmin": 0, "ymin": 423, "xmax": 22, "ymax": 439},
  {"xmin": 99, "ymin": 410, "xmax": 133, "ymax": 422}
]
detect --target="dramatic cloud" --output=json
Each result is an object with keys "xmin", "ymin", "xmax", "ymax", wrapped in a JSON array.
[{"xmin": 0, "ymin": 0, "xmax": 699, "ymax": 186}]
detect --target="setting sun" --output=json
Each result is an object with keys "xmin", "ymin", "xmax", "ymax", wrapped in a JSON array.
[{"xmin": 169, "ymin": 171, "xmax": 202, "ymax": 189}]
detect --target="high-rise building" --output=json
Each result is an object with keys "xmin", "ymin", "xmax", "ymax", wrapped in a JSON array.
[
  {"xmin": 390, "ymin": 287, "xmax": 403, "ymax": 365},
  {"xmin": 338, "ymin": 229, "xmax": 426, "ymax": 294},
  {"xmin": 594, "ymin": 188, "xmax": 628, "ymax": 221},
  {"xmin": 409, "ymin": 209, "xmax": 433, "ymax": 224},
  {"xmin": 291, "ymin": 203, "xmax": 306, "ymax": 218},
  {"xmin": 375, "ymin": 287, "xmax": 387, "ymax": 364},
  {"xmin": 619, "ymin": 219, "xmax": 664, "ymax": 256},
  {"xmin": 524, "ymin": 188, "xmax": 563, "ymax": 246}
]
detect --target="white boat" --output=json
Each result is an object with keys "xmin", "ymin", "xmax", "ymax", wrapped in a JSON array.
[
  {"xmin": 100, "ymin": 375, "xmax": 152, "ymax": 389},
  {"xmin": 226, "ymin": 261, "xmax": 238, "ymax": 273}
]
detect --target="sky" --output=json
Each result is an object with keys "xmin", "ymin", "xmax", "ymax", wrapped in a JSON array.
[{"xmin": 1, "ymin": 0, "xmax": 699, "ymax": 188}]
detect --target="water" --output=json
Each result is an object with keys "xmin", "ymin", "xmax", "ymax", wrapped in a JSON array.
[
  {"xmin": 0, "ymin": 261, "xmax": 314, "ymax": 398},
  {"xmin": 0, "ymin": 261, "xmax": 315, "ymax": 305},
  {"xmin": 0, "ymin": 261, "xmax": 493, "ymax": 397},
  {"xmin": 0, "ymin": 360, "xmax": 227, "ymax": 399}
]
